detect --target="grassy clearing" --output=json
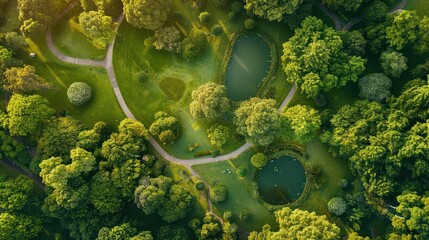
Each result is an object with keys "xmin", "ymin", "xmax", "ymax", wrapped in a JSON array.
[
  {"xmin": 113, "ymin": 1, "xmax": 293, "ymax": 158},
  {"xmin": 192, "ymin": 148, "xmax": 278, "ymax": 231},
  {"xmin": 51, "ymin": 4, "xmax": 107, "ymax": 60},
  {"xmin": 0, "ymin": 0, "xmax": 20, "ymax": 33},
  {"xmin": 406, "ymin": 0, "xmax": 429, "ymax": 17},
  {"xmin": 16, "ymin": 36, "xmax": 125, "ymax": 128}
]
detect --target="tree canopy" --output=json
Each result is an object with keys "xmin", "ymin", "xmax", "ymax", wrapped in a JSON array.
[
  {"xmin": 149, "ymin": 111, "xmax": 180, "ymax": 145},
  {"xmin": 234, "ymin": 98, "xmax": 280, "ymax": 146},
  {"xmin": 3, "ymin": 65, "xmax": 51, "ymax": 93},
  {"xmin": 190, "ymin": 82, "xmax": 231, "ymax": 120},
  {"xmin": 282, "ymin": 16, "xmax": 366, "ymax": 98},
  {"xmin": 358, "ymin": 73, "xmax": 392, "ymax": 102},
  {"xmin": 281, "ymin": 105, "xmax": 321, "ymax": 143},
  {"xmin": 79, "ymin": 10, "xmax": 118, "ymax": 48},
  {"xmin": 244, "ymin": 0, "xmax": 304, "ymax": 22},
  {"xmin": 122, "ymin": 0, "xmax": 172, "ymax": 30}
]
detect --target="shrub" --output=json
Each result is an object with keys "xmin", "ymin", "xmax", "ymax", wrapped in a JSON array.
[
  {"xmin": 182, "ymin": 29, "xmax": 208, "ymax": 60},
  {"xmin": 211, "ymin": 25, "xmax": 223, "ymax": 36},
  {"xmin": 244, "ymin": 19, "xmax": 255, "ymax": 29},
  {"xmin": 239, "ymin": 210, "xmax": 251, "ymax": 222},
  {"xmin": 188, "ymin": 218, "xmax": 201, "ymax": 230},
  {"xmin": 223, "ymin": 211, "xmax": 234, "ymax": 221},
  {"xmin": 251, "ymin": 153, "xmax": 267, "ymax": 169},
  {"xmin": 144, "ymin": 37, "xmax": 154, "ymax": 49},
  {"xmin": 328, "ymin": 197, "xmax": 347, "ymax": 216},
  {"xmin": 135, "ymin": 70, "xmax": 148, "ymax": 83},
  {"xmin": 236, "ymin": 166, "xmax": 247, "ymax": 177},
  {"xmin": 199, "ymin": 12, "xmax": 210, "ymax": 23},
  {"xmin": 210, "ymin": 185, "xmax": 228, "ymax": 203},
  {"xmin": 194, "ymin": 180, "xmax": 206, "ymax": 191},
  {"xmin": 67, "ymin": 82, "xmax": 92, "ymax": 106},
  {"xmin": 207, "ymin": 124, "xmax": 229, "ymax": 148}
]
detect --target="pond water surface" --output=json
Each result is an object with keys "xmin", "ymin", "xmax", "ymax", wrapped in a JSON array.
[
  {"xmin": 225, "ymin": 35, "xmax": 271, "ymax": 101},
  {"xmin": 257, "ymin": 156, "xmax": 306, "ymax": 205}
]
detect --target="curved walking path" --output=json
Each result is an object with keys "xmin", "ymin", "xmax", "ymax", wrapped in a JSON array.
[
  {"xmin": 0, "ymin": 158, "xmax": 44, "ymax": 189},
  {"xmin": 316, "ymin": 0, "xmax": 408, "ymax": 31}
]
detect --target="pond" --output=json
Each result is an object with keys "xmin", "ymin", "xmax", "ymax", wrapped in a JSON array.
[
  {"xmin": 225, "ymin": 34, "xmax": 271, "ymax": 101},
  {"xmin": 257, "ymin": 156, "xmax": 306, "ymax": 205}
]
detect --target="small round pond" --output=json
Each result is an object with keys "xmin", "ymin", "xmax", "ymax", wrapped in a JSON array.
[
  {"xmin": 225, "ymin": 34, "xmax": 271, "ymax": 101},
  {"xmin": 257, "ymin": 156, "xmax": 306, "ymax": 205}
]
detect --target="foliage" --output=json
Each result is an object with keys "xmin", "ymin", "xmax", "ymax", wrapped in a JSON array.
[
  {"xmin": 415, "ymin": 16, "xmax": 429, "ymax": 55},
  {"xmin": 213, "ymin": 0, "xmax": 229, "ymax": 7},
  {"xmin": 236, "ymin": 166, "xmax": 247, "ymax": 177},
  {"xmin": 0, "ymin": 131, "xmax": 30, "ymax": 165},
  {"xmin": 122, "ymin": 0, "xmax": 172, "ymax": 30},
  {"xmin": 210, "ymin": 184, "xmax": 228, "ymax": 203},
  {"xmin": 239, "ymin": 210, "xmax": 251, "ymax": 222},
  {"xmin": 67, "ymin": 82, "xmax": 93, "ymax": 106},
  {"xmin": 0, "ymin": 32, "xmax": 28, "ymax": 51},
  {"xmin": 322, "ymin": 0, "xmax": 362, "ymax": 12},
  {"xmin": 380, "ymin": 50, "xmax": 407, "ymax": 78},
  {"xmin": 244, "ymin": 0, "xmax": 303, "ymax": 22},
  {"xmin": 211, "ymin": 24, "xmax": 223, "ymax": 36},
  {"xmin": 327, "ymin": 197, "xmax": 347, "ymax": 216},
  {"xmin": 389, "ymin": 191, "xmax": 429, "ymax": 239},
  {"xmin": 249, "ymin": 207, "xmax": 340, "ymax": 239},
  {"xmin": 79, "ymin": 10, "xmax": 118, "ymax": 48},
  {"xmin": 37, "ymin": 116, "xmax": 86, "ymax": 160},
  {"xmin": 251, "ymin": 152, "xmax": 267, "ymax": 169},
  {"xmin": 386, "ymin": 10, "xmax": 419, "ymax": 51},
  {"xmin": 244, "ymin": 18, "xmax": 255, "ymax": 29},
  {"xmin": 77, "ymin": 121, "xmax": 112, "ymax": 152},
  {"xmin": 198, "ymin": 12, "xmax": 210, "ymax": 23},
  {"xmin": 153, "ymin": 27, "xmax": 181, "ymax": 53},
  {"xmin": 181, "ymin": 28, "xmax": 208, "ymax": 60},
  {"xmin": 340, "ymin": 30, "xmax": 366, "ymax": 57},
  {"xmin": 194, "ymin": 180, "xmax": 205, "ymax": 191},
  {"xmin": 96, "ymin": 223, "xmax": 153, "ymax": 240},
  {"xmin": 3, "ymin": 65, "xmax": 51, "ymax": 93},
  {"xmin": 280, "ymin": 105, "xmax": 321, "ymax": 143},
  {"xmin": 0, "ymin": 212, "xmax": 42, "ymax": 240},
  {"xmin": 149, "ymin": 111, "xmax": 180, "ymax": 145},
  {"xmin": 234, "ymin": 98, "xmax": 280, "ymax": 146},
  {"xmin": 207, "ymin": 124, "xmax": 229, "ymax": 148},
  {"xmin": 157, "ymin": 225, "xmax": 188, "ymax": 240},
  {"xmin": 89, "ymin": 171, "xmax": 122, "ymax": 214},
  {"xmin": 363, "ymin": 1, "xmax": 388, "ymax": 24},
  {"xmin": 358, "ymin": 73, "xmax": 392, "ymax": 102},
  {"xmin": 190, "ymin": 82, "xmax": 230, "ymax": 120},
  {"xmin": 223, "ymin": 211, "xmax": 234, "ymax": 221},
  {"xmin": 282, "ymin": 16, "xmax": 366, "ymax": 98},
  {"xmin": 1, "ymin": 94, "xmax": 55, "ymax": 136},
  {"xmin": 157, "ymin": 184, "xmax": 195, "ymax": 223},
  {"xmin": 0, "ymin": 176, "xmax": 34, "ymax": 212}
]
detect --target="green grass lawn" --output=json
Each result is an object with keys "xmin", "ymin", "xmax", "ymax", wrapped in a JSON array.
[
  {"xmin": 51, "ymin": 4, "xmax": 107, "ymax": 60},
  {"xmin": 406, "ymin": 0, "xmax": 429, "ymax": 17},
  {"xmin": 0, "ymin": 0, "xmax": 20, "ymax": 33},
  {"xmin": 113, "ymin": 1, "xmax": 293, "ymax": 159},
  {"xmin": 192, "ymin": 148, "xmax": 278, "ymax": 231},
  {"xmin": 17, "ymin": 36, "xmax": 125, "ymax": 128}
]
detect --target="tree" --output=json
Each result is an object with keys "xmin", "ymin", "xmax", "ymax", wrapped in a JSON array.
[
  {"xmin": 122, "ymin": 0, "xmax": 172, "ymax": 30},
  {"xmin": 414, "ymin": 16, "xmax": 429, "ymax": 55},
  {"xmin": 281, "ymin": 105, "xmax": 321, "ymax": 143},
  {"xmin": 244, "ymin": 0, "xmax": 303, "ymax": 22},
  {"xmin": 251, "ymin": 153, "xmax": 267, "ymax": 169},
  {"xmin": 79, "ymin": 10, "xmax": 118, "ymax": 48},
  {"xmin": 328, "ymin": 197, "xmax": 347, "ymax": 216},
  {"xmin": 97, "ymin": 223, "xmax": 153, "ymax": 240},
  {"xmin": 3, "ymin": 65, "xmax": 51, "ymax": 93},
  {"xmin": 0, "ymin": 176, "xmax": 34, "ymax": 212},
  {"xmin": 190, "ymin": 82, "xmax": 231, "ymax": 119},
  {"xmin": 198, "ymin": 12, "xmax": 210, "ymax": 23},
  {"xmin": 149, "ymin": 111, "xmax": 180, "ymax": 145},
  {"xmin": 380, "ymin": 50, "xmax": 407, "ymax": 78},
  {"xmin": 236, "ymin": 166, "xmax": 247, "ymax": 177},
  {"xmin": 1, "ymin": 94, "xmax": 55, "ymax": 136},
  {"xmin": 282, "ymin": 17, "xmax": 366, "ymax": 98},
  {"xmin": 158, "ymin": 184, "xmax": 195, "ymax": 223},
  {"xmin": 77, "ymin": 121, "xmax": 112, "ymax": 152},
  {"xmin": 244, "ymin": 18, "xmax": 256, "ymax": 29},
  {"xmin": 157, "ymin": 225, "xmax": 188, "ymax": 240},
  {"xmin": 0, "ymin": 32, "xmax": 28, "ymax": 51},
  {"xmin": 37, "ymin": 116, "xmax": 85, "ymax": 160},
  {"xmin": 249, "ymin": 207, "xmax": 340, "ymax": 239},
  {"xmin": 386, "ymin": 10, "xmax": 419, "ymax": 50},
  {"xmin": 153, "ymin": 27, "xmax": 181, "ymax": 53},
  {"xmin": 181, "ymin": 28, "xmax": 208, "ymax": 60},
  {"xmin": 67, "ymin": 82, "xmax": 93, "ymax": 106},
  {"xmin": 210, "ymin": 184, "xmax": 228, "ymax": 203},
  {"xmin": 358, "ymin": 73, "xmax": 392, "ymax": 102},
  {"xmin": 363, "ymin": 1, "xmax": 388, "ymax": 24},
  {"xmin": 207, "ymin": 124, "xmax": 229, "ymax": 148},
  {"xmin": 234, "ymin": 98, "xmax": 280, "ymax": 146},
  {"xmin": 323, "ymin": 0, "xmax": 363, "ymax": 12},
  {"xmin": 390, "ymin": 192, "xmax": 429, "ymax": 239},
  {"xmin": 134, "ymin": 184, "xmax": 167, "ymax": 215},
  {"xmin": 194, "ymin": 180, "xmax": 205, "ymax": 191},
  {"xmin": 89, "ymin": 171, "xmax": 122, "ymax": 214},
  {"xmin": 0, "ymin": 213, "xmax": 43, "ymax": 240},
  {"xmin": 211, "ymin": 25, "xmax": 223, "ymax": 36},
  {"xmin": 340, "ymin": 30, "xmax": 366, "ymax": 57}
]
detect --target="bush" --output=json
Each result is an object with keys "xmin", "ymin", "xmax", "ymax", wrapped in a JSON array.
[
  {"xmin": 188, "ymin": 218, "xmax": 201, "ymax": 230},
  {"xmin": 194, "ymin": 180, "xmax": 206, "ymax": 191},
  {"xmin": 199, "ymin": 12, "xmax": 210, "ymax": 23},
  {"xmin": 223, "ymin": 211, "xmax": 234, "ymax": 221},
  {"xmin": 244, "ymin": 19, "xmax": 255, "ymax": 30},
  {"xmin": 236, "ymin": 166, "xmax": 247, "ymax": 177},
  {"xmin": 135, "ymin": 70, "xmax": 148, "ymax": 83},
  {"xmin": 337, "ymin": 179, "xmax": 349, "ymax": 189},
  {"xmin": 211, "ymin": 25, "xmax": 223, "ymax": 36},
  {"xmin": 210, "ymin": 185, "xmax": 228, "ymax": 203},
  {"xmin": 327, "ymin": 197, "xmax": 347, "ymax": 216},
  {"xmin": 144, "ymin": 37, "xmax": 154, "ymax": 49},
  {"xmin": 67, "ymin": 82, "xmax": 92, "ymax": 106},
  {"xmin": 251, "ymin": 153, "xmax": 267, "ymax": 169},
  {"xmin": 239, "ymin": 210, "xmax": 251, "ymax": 222},
  {"xmin": 182, "ymin": 29, "xmax": 208, "ymax": 60}
]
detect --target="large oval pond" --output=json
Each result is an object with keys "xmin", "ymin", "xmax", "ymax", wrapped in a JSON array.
[
  {"xmin": 258, "ymin": 156, "xmax": 306, "ymax": 205},
  {"xmin": 225, "ymin": 35, "xmax": 271, "ymax": 101}
]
